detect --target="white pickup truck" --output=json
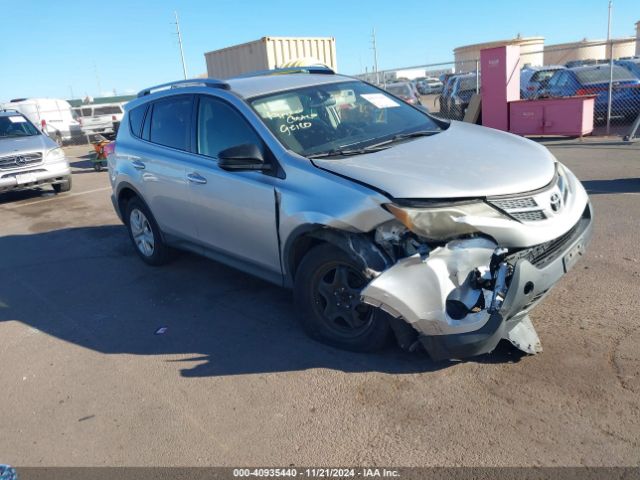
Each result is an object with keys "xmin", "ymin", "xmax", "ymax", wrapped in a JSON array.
[{"xmin": 73, "ymin": 103, "xmax": 124, "ymax": 135}]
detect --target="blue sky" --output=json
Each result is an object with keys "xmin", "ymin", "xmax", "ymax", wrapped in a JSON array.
[{"xmin": 0, "ymin": 0, "xmax": 637, "ymax": 101}]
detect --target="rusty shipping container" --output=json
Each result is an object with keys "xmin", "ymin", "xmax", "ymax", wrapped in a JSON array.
[{"xmin": 204, "ymin": 36, "xmax": 337, "ymax": 79}]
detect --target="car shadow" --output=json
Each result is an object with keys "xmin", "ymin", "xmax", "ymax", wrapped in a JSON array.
[
  {"xmin": 0, "ymin": 187, "xmax": 58, "ymax": 205},
  {"xmin": 582, "ymin": 178, "xmax": 640, "ymax": 195},
  {"xmin": 68, "ymin": 155, "xmax": 102, "ymax": 174},
  {"xmin": 0, "ymin": 225, "xmax": 525, "ymax": 378}
]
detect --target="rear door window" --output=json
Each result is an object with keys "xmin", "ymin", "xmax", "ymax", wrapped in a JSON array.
[{"xmin": 149, "ymin": 96, "xmax": 192, "ymax": 151}]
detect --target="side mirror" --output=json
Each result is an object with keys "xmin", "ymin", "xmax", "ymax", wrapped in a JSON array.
[{"xmin": 217, "ymin": 143, "xmax": 268, "ymax": 171}]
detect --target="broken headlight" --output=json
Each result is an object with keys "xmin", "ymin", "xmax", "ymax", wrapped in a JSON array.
[{"xmin": 385, "ymin": 201, "xmax": 505, "ymax": 241}]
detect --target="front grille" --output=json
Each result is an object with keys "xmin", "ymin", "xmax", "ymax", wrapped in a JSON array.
[
  {"xmin": 490, "ymin": 197, "xmax": 538, "ymax": 210},
  {"xmin": 487, "ymin": 166, "xmax": 565, "ymax": 223},
  {"xmin": 507, "ymin": 205, "xmax": 591, "ymax": 268},
  {"xmin": 0, "ymin": 152, "xmax": 43, "ymax": 170},
  {"xmin": 510, "ymin": 210, "xmax": 547, "ymax": 222}
]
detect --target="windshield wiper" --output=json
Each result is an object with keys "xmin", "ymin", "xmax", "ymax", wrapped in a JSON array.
[
  {"xmin": 306, "ymin": 144, "xmax": 391, "ymax": 159},
  {"xmin": 306, "ymin": 130, "xmax": 439, "ymax": 159},
  {"xmin": 367, "ymin": 130, "xmax": 440, "ymax": 149}
]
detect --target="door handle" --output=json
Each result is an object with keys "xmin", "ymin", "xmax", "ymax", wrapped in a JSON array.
[
  {"xmin": 187, "ymin": 172, "xmax": 207, "ymax": 184},
  {"xmin": 132, "ymin": 160, "xmax": 146, "ymax": 170}
]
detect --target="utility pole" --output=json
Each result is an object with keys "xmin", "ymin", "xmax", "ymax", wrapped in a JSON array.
[
  {"xmin": 371, "ymin": 28, "xmax": 380, "ymax": 85},
  {"xmin": 174, "ymin": 11, "xmax": 188, "ymax": 80},
  {"xmin": 606, "ymin": 0, "xmax": 614, "ymax": 135}
]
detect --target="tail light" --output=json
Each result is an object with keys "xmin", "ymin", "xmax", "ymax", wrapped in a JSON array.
[
  {"xmin": 112, "ymin": 115, "xmax": 117, "ymax": 121},
  {"xmin": 576, "ymin": 86, "xmax": 606, "ymax": 96},
  {"xmin": 78, "ymin": 117, "xmax": 83, "ymax": 126},
  {"xmin": 41, "ymin": 119, "xmax": 46, "ymax": 129},
  {"xmin": 104, "ymin": 141, "xmax": 116, "ymax": 157}
]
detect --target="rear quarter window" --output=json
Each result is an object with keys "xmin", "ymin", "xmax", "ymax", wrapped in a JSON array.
[{"xmin": 128, "ymin": 104, "xmax": 148, "ymax": 138}]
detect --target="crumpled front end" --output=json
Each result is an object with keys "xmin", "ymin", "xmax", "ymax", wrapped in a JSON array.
[
  {"xmin": 361, "ymin": 237, "xmax": 542, "ymax": 360},
  {"xmin": 359, "ymin": 164, "xmax": 593, "ymax": 361}
]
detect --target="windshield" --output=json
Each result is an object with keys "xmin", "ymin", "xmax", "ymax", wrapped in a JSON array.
[
  {"xmin": 0, "ymin": 115, "xmax": 40, "ymax": 138},
  {"xmin": 251, "ymin": 81, "xmax": 441, "ymax": 157}
]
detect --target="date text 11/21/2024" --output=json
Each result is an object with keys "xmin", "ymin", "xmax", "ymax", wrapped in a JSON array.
[{"xmin": 232, "ymin": 468, "xmax": 401, "ymax": 478}]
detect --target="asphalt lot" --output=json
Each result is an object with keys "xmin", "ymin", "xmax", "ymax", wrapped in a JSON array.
[{"xmin": 1, "ymin": 140, "xmax": 639, "ymax": 467}]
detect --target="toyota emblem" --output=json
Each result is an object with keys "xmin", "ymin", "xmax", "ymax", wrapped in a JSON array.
[
  {"xmin": 15, "ymin": 156, "xmax": 26, "ymax": 166},
  {"xmin": 550, "ymin": 193, "xmax": 562, "ymax": 212}
]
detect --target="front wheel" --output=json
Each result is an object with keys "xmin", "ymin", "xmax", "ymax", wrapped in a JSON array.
[
  {"xmin": 52, "ymin": 175, "xmax": 72, "ymax": 193},
  {"xmin": 294, "ymin": 244, "xmax": 390, "ymax": 352}
]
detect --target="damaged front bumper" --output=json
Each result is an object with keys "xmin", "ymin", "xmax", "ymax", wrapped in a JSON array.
[{"xmin": 361, "ymin": 204, "xmax": 593, "ymax": 360}]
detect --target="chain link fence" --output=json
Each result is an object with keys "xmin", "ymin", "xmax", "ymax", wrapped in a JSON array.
[{"xmin": 363, "ymin": 39, "xmax": 640, "ymax": 139}]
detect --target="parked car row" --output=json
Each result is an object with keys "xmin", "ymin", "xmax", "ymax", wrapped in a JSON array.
[
  {"xmin": 0, "ymin": 98, "xmax": 126, "ymax": 145},
  {"xmin": 520, "ymin": 62, "xmax": 640, "ymax": 121},
  {"xmin": 542, "ymin": 64, "xmax": 640, "ymax": 120}
]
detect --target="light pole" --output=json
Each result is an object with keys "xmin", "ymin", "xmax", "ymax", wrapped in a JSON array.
[
  {"xmin": 175, "ymin": 11, "xmax": 188, "ymax": 80},
  {"xmin": 371, "ymin": 28, "xmax": 380, "ymax": 85},
  {"xmin": 606, "ymin": 0, "xmax": 614, "ymax": 135}
]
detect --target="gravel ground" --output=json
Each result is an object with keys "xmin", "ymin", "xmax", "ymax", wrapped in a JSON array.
[{"xmin": 0, "ymin": 140, "xmax": 638, "ymax": 467}]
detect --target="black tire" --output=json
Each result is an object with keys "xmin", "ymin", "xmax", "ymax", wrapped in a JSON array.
[
  {"xmin": 125, "ymin": 197, "xmax": 172, "ymax": 266},
  {"xmin": 94, "ymin": 162, "xmax": 103, "ymax": 172},
  {"xmin": 294, "ymin": 243, "xmax": 390, "ymax": 352},
  {"xmin": 52, "ymin": 175, "xmax": 72, "ymax": 193}
]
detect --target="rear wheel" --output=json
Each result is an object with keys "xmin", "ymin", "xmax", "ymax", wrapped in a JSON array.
[
  {"xmin": 294, "ymin": 244, "xmax": 390, "ymax": 352},
  {"xmin": 125, "ymin": 197, "xmax": 172, "ymax": 266},
  {"xmin": 52, "ymin": 175, "xmax": 72, "ymax": 193}
]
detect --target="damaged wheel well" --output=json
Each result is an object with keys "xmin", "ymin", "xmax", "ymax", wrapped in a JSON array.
[{"xmin": 286, "ymin": 226, "xmax": 392, "ymax": 283}]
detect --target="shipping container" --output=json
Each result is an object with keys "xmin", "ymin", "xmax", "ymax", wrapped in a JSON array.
[{"xmin": 204, "ymin": 36, "xmax": 337, "ymax": 79}]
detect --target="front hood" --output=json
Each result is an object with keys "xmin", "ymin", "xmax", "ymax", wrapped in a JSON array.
[
  {"xmin": 312, "ymin": 121, "xmax": 556, "ymax": 198},
  {"xmin": 0, "ymin": 135, "xmax": 54, "ymax": 157}
]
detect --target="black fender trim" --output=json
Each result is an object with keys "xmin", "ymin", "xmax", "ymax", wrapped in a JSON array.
[
  {"xmin": 419, "ymin": 312, "xmax": 505, "ymax": 361},
  {"xmin": 282, "ymin": 225, "xmax": 392, "ymax": 287}
]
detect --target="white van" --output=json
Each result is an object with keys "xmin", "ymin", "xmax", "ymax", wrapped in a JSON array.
[
  {"xmin": 0, "ymin": 98, "xmax": 81, "ymax": 145},
  {"xmin": 72, "ymin": 103, "xmax": 125, "ymax": 135}
]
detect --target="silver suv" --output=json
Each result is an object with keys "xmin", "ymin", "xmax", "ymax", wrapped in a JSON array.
[
  {"xmin": 109, "ymin": 69, "xmax": 593, "ymax": 360},
  {"xmin": 0, "ymin": 110, "xmax": 72, "ymax": 194}
]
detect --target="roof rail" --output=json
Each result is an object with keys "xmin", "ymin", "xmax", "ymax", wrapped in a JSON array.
[
  {"xmin": 233, "ymin": 66, "xmax": 336, "ymax": 79},
  {"xmin": 137, "ymin": 78, "xmax": 230, "ymax": 98}
]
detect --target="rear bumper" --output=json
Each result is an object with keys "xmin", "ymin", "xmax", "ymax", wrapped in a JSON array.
[
  {"xmin": 0, "ymin": 160, "xmax": 71, "ymax": 192},
  {"xmin": 420, "ymin": 203, "xmax": 593, "ymax": 360}
]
